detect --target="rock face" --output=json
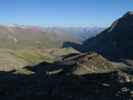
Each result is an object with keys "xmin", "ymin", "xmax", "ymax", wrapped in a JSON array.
[{"xmin": 80, "ymin": 11, "xmax": 133, "ymax": 60}]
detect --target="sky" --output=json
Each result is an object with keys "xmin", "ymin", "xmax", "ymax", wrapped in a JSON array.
[{"xmin": 0, "ymin": 0, "xmax": 133, "ymax": 27}]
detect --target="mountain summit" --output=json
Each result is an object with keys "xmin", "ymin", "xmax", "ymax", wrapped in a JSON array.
[{"xmin": 124, "ymin": 11, "xmax": 133, "ymax": 16}]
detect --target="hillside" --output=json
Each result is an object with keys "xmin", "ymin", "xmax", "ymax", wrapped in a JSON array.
[
  {"xmin": 0, "ymin": 48, "xmax": 78, "ymax": 71},
  {"xmin": 0, "ymin": 25, "xmax": 79, "ymax": 49},
  {"xmin": 78, "ymin": 11, "xmax": 133, "ymax": 60},
  {"xmin": 0, "ymin": 52, "xmax": 132, "ymax": 99},
  {"xmin": 0, "ymin": 25, "xmax": 103, "ymax": 49}
]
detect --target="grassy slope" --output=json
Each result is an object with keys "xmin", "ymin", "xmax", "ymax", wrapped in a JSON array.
[{"xmin": 0, "ymin": 48, "xmax": 78, "ymax": 71}]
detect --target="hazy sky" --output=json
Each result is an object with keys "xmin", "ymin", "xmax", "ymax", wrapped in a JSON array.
[{"xmin": 0, "ymin": 0, "xmax": 133, "ymax": 27}]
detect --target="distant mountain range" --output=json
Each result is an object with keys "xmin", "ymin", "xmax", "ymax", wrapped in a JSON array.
[
  {"xmin": 0, "ymin": 25, "xmax": 103, "ymax": 49},
  {"xmin": 44, "ymin": 27, "xmax": 104, "ymax": 41}
]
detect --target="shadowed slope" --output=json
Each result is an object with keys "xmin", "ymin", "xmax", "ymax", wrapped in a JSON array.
[
  {"xmin": 81, "ymin": 11, "xmax": 133, "ymax": 61},
  {"xmin": 0, "ymin": 53, "xmax": 132, "ymax": 99},
  {"xmin": 65, "ymin": 12, "xmax": 133, "ymax": 61}
]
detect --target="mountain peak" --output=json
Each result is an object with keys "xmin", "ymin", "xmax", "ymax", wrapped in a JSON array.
[
  {"xmin": 109, "ymin": 11, "xmax": 133, "ymax": 32},
  {"xmin": 126, "ymin": 11, "xmax": 133, "ymax": 15},
  {"xmin": 123, "ymin": 11, "xmax": 133, "ymax": 17}
]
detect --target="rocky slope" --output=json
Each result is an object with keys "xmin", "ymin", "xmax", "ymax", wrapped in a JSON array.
[
  {"xmin": 0, "ymin": 53, "xmax": 132, "ymax": 100},
  {"xmin": 80, "ymin": 11, "xmax": 133, "ymax": 61}
]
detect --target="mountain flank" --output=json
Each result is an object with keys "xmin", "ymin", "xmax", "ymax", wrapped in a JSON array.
[{"xmin": 72, "ymin": 11, "xmax": 133, "ymax": 61}]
